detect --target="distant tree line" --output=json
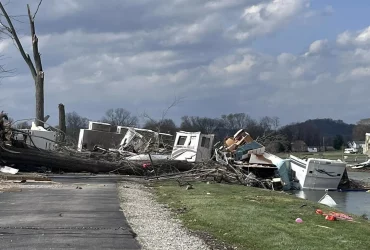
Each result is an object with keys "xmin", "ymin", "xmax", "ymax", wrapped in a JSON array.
[{"xmin": 63, "ymin": 109, "xmax": 370, "ymax": 152}]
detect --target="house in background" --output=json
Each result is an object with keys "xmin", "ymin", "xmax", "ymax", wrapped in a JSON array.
[
  {"xmin": 348, "ymin": 141, "xmax": 365, "ymax": 149},
  {"xmin": 291, "ymin": 140, "xmax": 308, "ymax": 152},
  {"xmin": 348, "ymin": 140, "xmax": 365, "ymax": 154},
  {"xmin": 307, "ymin": 147, "xmax": 318, "ymax": 153}
]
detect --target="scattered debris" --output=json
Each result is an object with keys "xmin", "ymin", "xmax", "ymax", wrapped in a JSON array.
[
  {"xmin": 316, "ymin": 225, "xmax": 333, "ymax": 229},
  {"xmin": 0, "ymin": 166, "xmax": 19, "ymax": 174},
  {"xmin": 349, "ymin": 159, "xmax": 370, "ymax": 169},
  {"xmin": 315, "ymin": 209, "xmax": 353, "ymax": 222},
  {"xmin": 0, "ymin": 114, "xmax": 361, "ymax": 192},
  {"xmin": 318, "ymin": 192, "xmax": 337, "ymax": 207},
  {"xmin": 295, "ymin": 218, "xmax": 303, "ymax": 223}
]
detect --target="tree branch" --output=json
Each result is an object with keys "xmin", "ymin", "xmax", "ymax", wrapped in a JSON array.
[
  {"xmin": 33, "ymin": 0, "xmax": 42, "ymax": 20},
  {"xmin": 161, "ymin": 96, "xmax": 184, "ymax": 122},
  {"xmin": 0, "ymin": 1, "xmax": 36, "ymax": 79},
  {"xmin": 142, "ymin": 95, "xmax": 184, "ymax": 134}
]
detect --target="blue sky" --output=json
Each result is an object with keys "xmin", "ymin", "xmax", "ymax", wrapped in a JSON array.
[{"xmin": 1, "ymin": 0, "xmax": 370, "ymax": 127}]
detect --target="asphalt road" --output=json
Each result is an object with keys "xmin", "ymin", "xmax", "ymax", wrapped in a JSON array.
[{"xmin": 0, "ymin": 175, "xmax": 141, "ymax": 250}]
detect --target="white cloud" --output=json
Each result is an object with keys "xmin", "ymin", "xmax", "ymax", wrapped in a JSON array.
[
  {"xmin": 277, "ymin": 53, "xmax": 296, "ymax": 65},
  {"xmin": 307, "ymin": 39, "xmax": 328, "ymax": 54},
  {"xmin": 232, "ymin": 0, "xmax": 309, "ymax": 40},
  {"xmin": 337, "ymin": 31, "xmax": 352, "ymax": 46},
  {"xmin": 0, "ymin": 40, "xmax": 10, "ymax": 53},
  {"xmin": 351, "ymin": 67, "xmax": 370, "ymax": 77},
  {"xmin": 337, "ymin": 26, "xmax": 370, "ymax": 47},
  {"xmin": 204, "ymin": 0, "xmax": 245, "ymax": 10},
  {"xmin": 224, "ymin": 55, "xmax": 256, "ymax": 73},
  {"xmin": 160, "ymin": 14, "xmax": 223, "ymax": 46}
]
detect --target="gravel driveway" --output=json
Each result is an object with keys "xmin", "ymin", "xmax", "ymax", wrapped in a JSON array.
[{"xmin": 118, "ymin": 182, "xmax": 210, "ymax": 250}]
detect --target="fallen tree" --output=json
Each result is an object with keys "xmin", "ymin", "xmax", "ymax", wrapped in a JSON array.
[{"xmin": 0, "ymin": 145, "xmax": 193, "ymax": 174}]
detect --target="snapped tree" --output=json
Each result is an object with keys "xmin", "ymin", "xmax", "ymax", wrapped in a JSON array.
[{"xmin": 0, "ymin": 1, "xmax": 45, "ymax": 127}]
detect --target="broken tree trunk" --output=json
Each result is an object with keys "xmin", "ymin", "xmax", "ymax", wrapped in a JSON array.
[
  {"xmin": 58, "ymin": 104, "xmax": 66, "ymax": 142},
  {"xmin": 0, "ymin": 146, "xmax": 193, "ymax": 174},
  {"xmin": 28, "ymin": 4, "xmax": 44, "ymax": 128}
]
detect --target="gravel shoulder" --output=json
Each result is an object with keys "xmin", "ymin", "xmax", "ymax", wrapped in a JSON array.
[
  {"xmin": 117, "ymin": 181, "xmax": 210, "ymax": 250},
  {"xmin": 0, "ymin": 180, "xmax": 66, "ymax": 191}
]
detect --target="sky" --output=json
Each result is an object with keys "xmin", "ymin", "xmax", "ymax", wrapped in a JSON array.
[{"xmin": 0, "ymin": 0, "xmax": 370, "ymax": 127}]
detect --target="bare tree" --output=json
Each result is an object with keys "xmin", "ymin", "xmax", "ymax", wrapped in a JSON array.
[
  {"xmin": 101, "ymin": 108, "xmax": 138, "ymax": 127},
  {"xmin": 66, "ymin": 112, "xmax": 89, "ymax": 141},
  {"xmin": 353, "ymin": 118, "xmax": 370, "ymax": 140},
  {"xmin": 0, "ymin": 1, "xmax": 45, "ymax": 127},
  {"xmin": 143, "ymin": 119, "xmax": 178, "ymax": 135},
  {"xmin": 0, "ymin": 56, "xmax": 13, "ymax": 78},
  {"xmin": 142, "ymin": 96, "xmax": 184, "ymax": 133},
  {"xmin": 259, "ymin": 116, "xmax": 280, "ymax": 133},
  {"xmin": 221, "ymin": 113, "xmax": 255, "ymax": 131},
  {"xmin": 357, "ymin": 118, "xmax": 370, "ymax": 125},
  {"xmin": 180, "ymin": 116, "xmax": 222, "ymax": 134}
]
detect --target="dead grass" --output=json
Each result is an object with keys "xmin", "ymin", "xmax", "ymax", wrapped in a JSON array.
[{"xmin": 154, "ymin": 181, "xmax": 370, "ymax": 250}]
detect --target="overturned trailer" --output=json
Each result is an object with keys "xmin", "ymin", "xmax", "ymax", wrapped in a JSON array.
[
  {"xmin": 214, "ymin": 129, "xmax": 347, "ymax": 191},
  {"xmin": 289, "ymin": 155, "xmax": 346, "ymax": 190}
]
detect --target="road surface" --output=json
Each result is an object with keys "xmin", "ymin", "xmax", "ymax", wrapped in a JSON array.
[{"xmin": 0, "ymin": 175, "xmax": 141, "ymax": 250}]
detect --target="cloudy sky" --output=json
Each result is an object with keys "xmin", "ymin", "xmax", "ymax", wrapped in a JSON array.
[{"xmin": 0, "ymin": 0, "xmax": 369, "ymax": 126}]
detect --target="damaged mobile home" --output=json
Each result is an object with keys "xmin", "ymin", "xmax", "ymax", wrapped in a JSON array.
[
  {"xmin": 78, "ymin": 121, "xmax": 173, "ymax": 153},
  {"xmin": 77, "ymin": 122, "xmax": 215, "ymax": 163},
  {"xmin": 213, "ymin": 129, "xmax": 347, "ymax": 191}
]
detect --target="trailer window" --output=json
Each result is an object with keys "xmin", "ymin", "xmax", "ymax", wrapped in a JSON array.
[
  {"xmin": 177, "ymin": 136, "xmax": 187, "ymax": 145},
  {"xmin": 201, "ymin": 137, "xmax": 210, "ymax": 148}
]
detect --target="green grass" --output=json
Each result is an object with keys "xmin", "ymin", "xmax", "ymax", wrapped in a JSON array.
[
  {"xmin": 154, "ymin": 181, "xmax": 370, "ymax": 250},
  {"xmin": 277, "ymin": 150, "xmax": 368, "ymax": 163}
]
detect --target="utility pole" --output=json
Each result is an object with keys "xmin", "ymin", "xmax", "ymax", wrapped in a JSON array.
[{"xmin": 323, "ymin": 136, "xmax": 325, "ymax": 152}]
